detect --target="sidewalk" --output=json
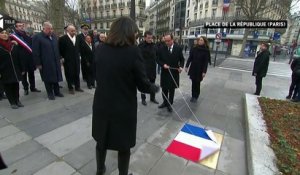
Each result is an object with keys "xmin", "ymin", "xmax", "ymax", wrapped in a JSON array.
[{"xmin": 0, "ymin": 59, "xmax": 290, "ymax": 175}]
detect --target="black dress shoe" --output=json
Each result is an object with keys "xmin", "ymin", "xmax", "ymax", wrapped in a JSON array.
[
  {"xmin": 16, "ymin": 101, "xmax": 24, "ymax": 107},
  {"xmin": 96, "ymin": 165, "xmax": 106, "ymax": 175},
  {"xmin": 55, "ymin": 93, "xmax": 64, "ymax": 97},
  {"xmin": 88, "ymin": 86, "xmax": 92, "ymax": 89},
  {"xmin": 24, "ymin": 90, "xmax": 29, "ymax": 95},
  {"xmin": 48, "ymin": 95, "xmax": 55, "ymax": 100},
  {"xmin": 150, "ymin": 99, "xmax": 159, "ymax": 104},
  {"xmin": 167, "ymin": 106, "xmax": 173, "ymax": 112},
  {"xmin": 31, "ymin": 88, "xmax": 41, "ymax": 92},
  {"xmin": 142, "ymin": 100, "xmax": 147, "ymax": 106},
  {"xmin": 158, "ymin": 103, "xmax": 167, "ymax": 108},
  {"xmin": 11, "ymin": 104, "xmax": 18, "ymax": 109},
  {"xmin": 75, "ymin": 88, "xmax": 84, "ymax": 92}
]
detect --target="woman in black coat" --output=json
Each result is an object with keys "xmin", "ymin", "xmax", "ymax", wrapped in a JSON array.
[
  {"xmin": 80, "ymin": 35, "xmax": 95, "ymax": 89},
  {"xmin": 185, "ymin": 36, "xmax": 210, "ymax": 102},
  {"xmin": 92, "ymin": 17, "xmax": 159, "ymax": 175},
  {"xmin": 291, "ymin": 58, "xmax": 300, "ymax": 102},
  {"xmin": 0, "ymin": 28, "xmax": 24, "ymax": 109}
]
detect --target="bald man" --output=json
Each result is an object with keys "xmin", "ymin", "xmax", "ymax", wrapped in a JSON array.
[{"xmin": 58, "ymin": 25, "xmax": 84, "ymax": 94}]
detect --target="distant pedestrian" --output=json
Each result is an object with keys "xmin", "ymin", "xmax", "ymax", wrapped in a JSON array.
[
  {"xmin": 286, "ymin": 48, "xmax": 300, "ymax": 99},
  {"xmin": 80, "ymin": 35, "xmax": 95, "ymax": 89},
  {"xmin": 252, "ymin": 42, "xmax": 271, "ymax": 96},
  {"xmin": 92, "ymin": 17, "xmax": 159, "ymax": 175},
  {"xmin": 184, "ymin": 44, "xmax": 188, "ymax": 53},
  {"xmin": 291, "ymin": 48, "xmax": 300, "ymax": 102},
  {"xmin": 185, "ymin": 36, "xmax": 210, "ymax": 103},
  {"xmin": 94, "ymin": 33, "xmax": 106, "ymax": 48},
  {"xmin": 0, "ymin": 27, "xmax": 25, "ymax": 109},
  {"xmin": 32, "ymin": 22, "xmax": 64, "ymax": 100}
]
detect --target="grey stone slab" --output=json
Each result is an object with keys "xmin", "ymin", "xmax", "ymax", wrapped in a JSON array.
[
  {"xmin": 217, "ymin": 136, "xmax": 247, "ymax": 175},
  {"xmin": 78, "ymin": 150, "xmax": 118, "ymax": 175},
  {"xmin": 215, "ymin": 170, "xmax": 229, "ymax": 175},
  {"xmin": 129, "ymin": 143, "xmax": 164, "ymax": 175},
  {"xmin": 183, "ymin": 162, "xmax": 215, "ymax": 175},
  {"xmin": 148, "ymin": 152, "xmax": 187, "ymax": 175},
  {"xmin": 0, "ymin": 118, "xmax": 9, "ymax": 128},
  {"xmin": 64, "ymin": 140, "xmax": 96, "ymax": 170},
  {"xmin": 147, "ymin": 119, "xmax": 183, "ymax": 150},
  {"xmin": 33, "ymin": 161, "xmax": 76, "ymax": 175},
  {"xmin": 0, "ymin": 131, "xmax": 31, "ymax": 152},
  {"xmin": 224, "ymin": 115, "xmax": 245, "ymax": 140},
  {"xmin": 229, "ymin": 72, "xmax": 243, "ymax": 82},
  {"xmin": 0, "ymin": 148, "xmax": 57, "ymax": 175},
  {"xmin": 2, "ymin": 140, "xmax": 42, "ymax": 165}
]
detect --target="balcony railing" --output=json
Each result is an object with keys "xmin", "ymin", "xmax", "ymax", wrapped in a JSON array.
[
  {"xmin": 105, "ymin": 4, "xmax": 110, "ymax": 10},
  {"xmin": 99, "ymin": 6, "xmax": 104, "ymax": 10},
  {"xmin": 111, "ymin": 3, "xmax": 117, "ymax": 9},
  {"xmin": 137, "ymin": 14, "xmax": 147, "ymax": 18},
  {"xmin": 119, "ymin": 2, "xmax": 125, "ymax": 8},
  {"xmin": 138, "ymin": 1, "xmax": 146, "ymax": 8}
]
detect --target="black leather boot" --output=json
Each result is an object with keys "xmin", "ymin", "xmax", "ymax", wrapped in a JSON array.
[{"xmin": 118, "ymin": 150, "xmax": 130, "ymax": 175}]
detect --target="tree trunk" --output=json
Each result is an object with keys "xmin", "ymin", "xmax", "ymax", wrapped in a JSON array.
[
  {"xmin": 0, "ymin": 0, "xmax": 6, "ymax": 14},
  {"xmin": 130, "ymin": 0, "xmax": 136, "ymax": 21},
  {"xmin": 50, "ymin": 0, "xmax": 65, "ymax": 36},
  {"xmin": 238, "ymin": 28, "xmax": 250, "ymax": 58}
]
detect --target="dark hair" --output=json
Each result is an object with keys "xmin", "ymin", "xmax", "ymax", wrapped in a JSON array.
[
  {"xmin": 144, "ymin": 31, "xmax": 152, "ymax": 37},
  {"xmin": 199, "ymin": 36, "xmax": 210, "ymax": 50},
  {"xmin": 164, "ymin": 33, "xmax": 173, "ymax": 40},
  {"xmin": 261, "ymin": 42, "xmax": 270, "ymax": 49},
  {"xmin": 106, "ymin": 17, "xmax": 138, "ymax": 47}
]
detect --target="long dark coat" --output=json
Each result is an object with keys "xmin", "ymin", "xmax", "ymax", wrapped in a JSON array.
[
  {"xmin": 92, "ymin": 44, "xmax": 156, "ymax": 150},
  {"xmin": 186, "ymin": 45, "xmax": 210, "ymax": 82},
  {"xmin": 0, "ymin": 45, "xmax": 23, "ymax": 84},
  {"xmin": 157, "ymin": 44, "xmax": 185, "ymax": 89},
  {"xmin": 77, "ymin": 33, "xmax": 88, "ymax": 80},
  {"xmin": 80, "ymin": 41, "xmax": 95, "ymax": 76},
  {"xmin": 138, "ymin": 41, "xmax": 157, "ymax": 80},
  {"xmin": 32, "ymin": 32, "xmax": 63, "ymax": 83},
  {"xmin": 14, "ymin": 31, "xmax": 35, "ymax": 72},
  {"xmin": 58, "ymin": 35, "xmax": 81, "ymax": 82},
  {"xmin": 252, "ymin": 50, "xmax": 270, "ymax": 77}
]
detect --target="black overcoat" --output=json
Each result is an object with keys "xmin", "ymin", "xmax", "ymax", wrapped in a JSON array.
[
  {"xmin": 80, "ymin": 41, "xmax": 95, "ymax": 75},
  {"xmin": 0, "ymin": 45, "xmax": 23, "ymax": 84},
  {"xmin": 157, "ymin": 44, "xmax": 185, "ymax": 89},
  {"xmin": 58, "ymin": 35, "xmax": 81, "ymax": 81},
  {"xmin": 138, "ymin": 41, "xmax": 157, "ymax": 80},
  {"xmin": 92, "ymin": 44, "xmax": 156, "ymax": 150},
  {"xmin": 186, "ymin": 45, "xmax": 210, "ymax": 82},
  {"xmin": 252, "ymin": 50, "xmax": 270, "ymax": 77},
  {"xmin": 77, "ymin": 33, "xmax": 88, "ymax": 80},
  {"xmin": 32, "ymin": 32, "xmax": 63, "ymax": 83}
]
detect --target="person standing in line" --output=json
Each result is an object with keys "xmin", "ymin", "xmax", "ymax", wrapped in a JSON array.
[
  {"xmin": 32, "ymin": 22, "xmax": 64, "ymax": 100},
  {"xmin": 0, "ymin": 82, "xmax": 6, "ymax": 100},
  {"xmin": 157, "ymin": 33, "xmax": 185, "ymax": 112},
  {"xmin": 156, "ymin": 36, "xmax": 165, "ymax": 74},
  {"xmin": 92, "ymin": 17, "xmax": 159, "ymax": 175},
  {"xmin": 95, "ymin": 33, "xmax": 106, "ymax": 48},
  {"xmin": 185, "ymin": 36, "xmax": 210, "ymax": 103},
  {"xmin": 0, "ymin": 28, "xmax": 24, "ymax": 109},
  {"xmin": 77, "ymin": 24, "xmax": 90, "ymax": 82},
  {"xmin": 138, "ymin": 31, "xmax": 159, "ymax": 106},
  {"xmin": 291, "ymin": 48, "xmax": 300, "ymax": 102},
  {"xmin": 80, "ymin": 35, "xmax": 95, "ymax": 89},
  {"xmin": 59, "ymin": 25, "xmax": 84, "ymax": 94},
  {"xmin": 252, "ymin": 42, "xmax": 271, "ymax": 96},
  {"xmin": 13, "ymin": 21, "xmax": 41, "ymax": 95}
]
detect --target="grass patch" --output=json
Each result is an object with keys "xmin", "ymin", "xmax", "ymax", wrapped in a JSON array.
[{"xmin": 258, "ymin": 97, "xmax": 300, "ymax": 175}]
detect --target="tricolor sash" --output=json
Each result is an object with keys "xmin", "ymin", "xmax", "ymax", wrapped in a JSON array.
[{"xmin": 10, "ymin": 33, "xmax": 32, "ymax": 53}]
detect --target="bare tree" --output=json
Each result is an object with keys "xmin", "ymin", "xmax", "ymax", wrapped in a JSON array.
[
  {"xmin": 64, "ymin": 0, "xmax": 80, "ymax": 27},
  {"xmin": 49, "ymin": 0, "xmax": 65, "ymax": 35},
  {"xmin": 232, "ymin": 0, "xmax": 295, "ymax": 57},
  {"xmin": 0, "ymin": 0, "xmax": 6, "ymax": 14}
]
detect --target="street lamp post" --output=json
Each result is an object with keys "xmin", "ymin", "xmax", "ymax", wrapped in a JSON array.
[{"xmin": 130, "ymin": 0, "xmax": 136, "ymax": 21}]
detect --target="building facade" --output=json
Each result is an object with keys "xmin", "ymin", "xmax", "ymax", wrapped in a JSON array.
[
  {"xmin": 78, "ymin": 0, "xmax": 147, "ymax": 33},
  {"xmin": 5, "ymin": 0, "xmax": 44, "ymax": 33}
]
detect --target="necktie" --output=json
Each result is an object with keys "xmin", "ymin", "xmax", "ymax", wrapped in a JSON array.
[{"xmin": 168, "ymin": 47, "xmax": 171, "ymax": 54}]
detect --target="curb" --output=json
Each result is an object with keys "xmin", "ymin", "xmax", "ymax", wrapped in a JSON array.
[{"xmin": 244, "ymin": 94, "xmax": 280, "ymax": 175}]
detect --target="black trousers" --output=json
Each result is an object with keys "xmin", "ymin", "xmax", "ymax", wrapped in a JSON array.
[
  {"xmin": 3, "ymin": 83, "xmax": 19, "ymax": 105},
  {"xmin": 22, "ymin": 70, "xmax": 36, "ymax": 90},
  {"xmin": 162, "ymin": 88, "xmax": 175, "ymax": 106},
  {"xmin": 255, "ymin": 76, "xmax": 263, "ymax": 95},
  {"xmin": 44, "ymin": 82, "xmax": 60, "ymax": 97},
  {"xmin": 86, "ymin": 66, "xmax": 95, "ymax": 87},
  {"xmin": 0, "ymin": 82, "xmax": 4, "ymax": 96},
  {"xmin": 96, "ymin": 142, "xmax": 130, "ymax": 175},
  {"xmin": 65, "ymin": 74, "xmax": 80, "ymax": 90},
  {"xmin": 192, "ymin": 79, "xmax": 201, "ymax": 99},
  {"xmin": 141, "ymin": 78, "xmax": 156, "ymax": 100},
  {"xmin": 288, "ymin": 75, "xmax": 298, "ymax": 98}
]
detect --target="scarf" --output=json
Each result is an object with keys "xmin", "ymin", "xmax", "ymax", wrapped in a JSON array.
[{"xmin": 0, "ymin": 39, "xmax": 13, "ymax": 52}]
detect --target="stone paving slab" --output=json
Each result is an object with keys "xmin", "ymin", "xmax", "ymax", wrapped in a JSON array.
[
  {"xmin": 0, "ymin": 127, "xmax": 31, "ymax": 152},
  {"xmin": 33, "ymin": 161, "xmax": 76, "ymax": 175}
]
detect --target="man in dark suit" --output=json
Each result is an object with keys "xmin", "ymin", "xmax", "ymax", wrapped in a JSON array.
[
  {"xmin": 252, "ymin": 42, "xmax": 271, "ymax": 95},
  {"xmin": 138, "ymin": 31, "xmax": 159, "ymax": 105},
  {"xmin": 32, "ymin": 22, "xmax": 64, "ymax": 100},
  {"xmin": 157, "ymin": 34, "xmax": 185, "ymax": 112},
  {"xmin": 77, "ymin": 24, "xmax": 90, "ymax": 82},
  {"xmin": 14, "ymin": 21, "xmax": 41, "ymax": 95},
  {"xmin": 59, "ymin": 25, "xmax": 83, "ymax": 94}
]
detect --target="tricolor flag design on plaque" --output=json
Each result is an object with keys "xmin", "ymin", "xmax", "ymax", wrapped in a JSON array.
[{"xmin": 166, "ymin": 123, "xmax": 220, "ymax": 162}]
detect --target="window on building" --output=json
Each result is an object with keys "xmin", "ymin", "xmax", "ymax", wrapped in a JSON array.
[
  {"xmin": 212, "ymin": 9, "xmax": 216, "ymax": 19},
  {"xmin": 107, "ymin": 22, "xmax": 110, "ymax": 28},
  {"xmin": 236, "ymin": 7, "xmax": 241, "ymax": 16},
  {"xmin": 212, "ymin": 0, "xmax": 218, "ymax": 5},
  {"xmin": 200, "ymin": 11, "xmax": 202, "ymax": 19},
  {"xmin": 100, "ymin": 23, "xmax": 103, "ymax": 28},
  {"xmin": 113, "ymin": 10, "xmax": 116, "ymax": 17},
  {"xmin": 139, "ymin": 20, "xmax": 143, "ymax": 27},
  {"xmin": 121, "ymin": 9, "xmax": 123, "ymax": 16},
  {"xmin": 205, "ymin": 10, "xmax": 208, "ymax": 18},
  {"xmin": 194, "ymin": 13, "xmax": 197, "ymax": 20},
  {"xmin": 187, "ymin": 10, "xmax": 189, "ymax": 17},
  {"xmin": 106, "ymin": 11, "xmax": 109, "ymax": 17}
]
